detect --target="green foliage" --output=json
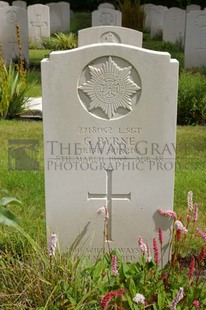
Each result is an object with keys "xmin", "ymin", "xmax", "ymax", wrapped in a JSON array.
[
  {"xmin": 178, "ymin": 71, "xmax": 206, "ymax": 125},
  {"xmin": 0, "ymin": 189, "xmax": 22, "ymax": 226},
  {"xmin": 70, "ymin": 11, "xmax": 91, "ymax": 34},
  {"xmin": 1, "ymin": 192, "xmax": 206, "ymax": 308},
  {"xmin": 119, "ymin": 0, "xmax": 145, "ymax": 31},
  {"xmin": 43, "ymin": 32, "xmax": 77, "ymax": 51},
  {"xmin": 0, "ymin": 62, "xmax": 28, "ymax": 119},
  {"xmin": 0, "ymin": 25, "xmax": 35, "ymax": 119}
]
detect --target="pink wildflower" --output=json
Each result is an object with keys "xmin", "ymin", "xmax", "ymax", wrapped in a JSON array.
[
  {"xmin": 133, "ymin": 293, "xmax": 145, "ymax": 304},
  {"xmin": 193, "ymin": 300, "xmax": 200, "ymax": 309},
  {"xmin": 197, "ymin": 228, "xmax": 206, "ymax": 240},
  {"xmin": 186, "ymin": 214, "xmax": 191, "ymax": 224},
  {"xmin": 100, "ymin": 288, "xmax": 124, "ymax": 309},
  {"xmin": 192, "ymin": 203, "xmax": 199, "ymax": 222},
  {"xmin": 170, "ymin": 287, "xmax": 184, "ymax": 310},
  {"xmin": 138, "ymin": 237, "xmax": 148, "ymax": 256},
  {"xmin": 97, "ymin": 206, "xmax": 109, "ymax": 218},
  {"xmin": 158, "ymin": 209, "xmax": 177, "ymax": 220},
  {"xmin": 176, "ymin": 229, "xmax": 182, "ymax": 242},
  {"xmin": 153, "ymin": 238, "xmax": 159, "ymax": 265},
  {"xmin": 188, "ymin": 256, "xmax": 195, "ymax": 279},
  {"xmin": 111, "ymin": 255, "xmax": 118, "ymax": 276},
  {"xmin": 174, "ymin": 220, "xmax": 188, "ymax": 233},
  {"xmin": 187, "ymin": 191, "xmax": 193, "ymax": 211},
  {"xmin": 158, "ymin": 227, "xmax": 163, "ymax": 245},
  {"xmin": 49, "ymin": 232, "xmax": 58, "ymax": 256},
  {"xmin": 198, "ymin": 246, "xmax": 206, "ymax": 263}
]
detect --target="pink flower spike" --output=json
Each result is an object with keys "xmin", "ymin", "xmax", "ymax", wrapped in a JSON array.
[
  {"xmin": 192, "ymin": 203, "xmax": 199, "ymax": 222},
  {"xmin": 49, "ymin": 232, "xmax": 58, "ymax": 256},
  {"xmin": 193, "ymin": 300, "xmax": 200, "ymax": 309},
  {"xmin": 111, "ymin": 255, "xmax": 118, "ymax": 276},
  {"xmin": 133, "ymin": 293, "xmax": 145, "ymax": 304},
  {"xmin": 158, "ymin": 228, "xmax": 163, "ymax": 245},
  {"xmin": 171, "ymin": 287, "xmax": 184, "ymax": 310},
  {"xmin": 186, "ymin": 214, "xmax": 191, "ymax": 224},
  {"xmin": 187, "ymin": 191, "xmax": 193, "ymax": 211},
  {"xmin": 100, "ymin": 289, "xmax": 124, "ymax": 309},
  {"xmin": 97, "ymin": 206, "xmax": 109, "ymax": 218},
  {"xmin": 153, "ymin": 238, "xmax": 159, "ymax": 265},
  {"xmin": 158, "ymin": 208, "xmax": 177, "ymax": 220},
  {"xmin": 174, "ymin": 220, "xmax": 188, "ymax": 233},
  {"xmin": 197, "ymin": 228, "xmax": 206, "ymax": 240},
  {"xmin": 138, "ymin": 237, "xmax": 148, "ymax": 256},
  {"xmin": 188, "ymin": 256, "xmax": 195, "ymax": 279}
]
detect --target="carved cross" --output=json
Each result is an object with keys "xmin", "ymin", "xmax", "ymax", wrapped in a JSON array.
[{"xmin": 88, "ymin": 169, "xmax": 131, "ymax": 240}]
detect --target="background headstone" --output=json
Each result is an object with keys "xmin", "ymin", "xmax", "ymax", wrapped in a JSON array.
[
  {"xmin": 78, "ymin": 26, "xmax": 143, "ymax": 47},
  {"xmin": 92, "ymin": 8, "xmax": 122, "ymax": 26},
  {"xmin": 150, "ymin": 5, "xmax": 168, "ymax": 37},
  {"xmin": 98, "ymin": 3, "xmax": 115, "ymax": 10},
  {"xmin": 0, "ymin": 1, "xmax": 9, "ymax": 8},
  {"xmin": 186, "ymin": 4, "xmax": 201, "ymax": 12},
  {"xmin": 28, "ymin": 4, "xmax": 50, "ymax": 45},
  {"xmin": 41, "ymin": 39, "xmax": 179, "ymax": 263},
  {"xmin": 0, "ymin": 7, "xmax": 29, "ymax": 65},
  {"xmin": 184, "ymin": 10, "xmax": 206, "ymax": 68},
  {"xmin": 163, "ymin": 8, "xmax": 185, "ymax": 45},
  {"xmin": 143, "ymin": 3, "xmax": 156, "ymax": 31},
  {"xmin": 12, "ymin": 0, "xmax": 26, "ymax": 9},
  {"xmin": 47, "ymin": 2, "xmax": 70, "ymax": 34}
]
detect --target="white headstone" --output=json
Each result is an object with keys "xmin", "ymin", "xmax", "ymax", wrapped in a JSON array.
[
  {"xmin": 143, "ymin": 3, "xmax": 156, "ymax": 31},
  {"xmin": 41, "ymin": 39, "xmax": 179, "ymax": 263},
  {"xmin": 58, "ymin": 2, "xmax": 70, "ymax": 33},
  {"xmin": 163, "ymin": 8, "xmax": 186, "ymax": 45},
  {"xmin": 186, "ymin": 4, "xmax": 201, "ymax": 12},
  {"xmin": 78, "ymin": 26, "xmax": 143, "ymax": 47},
  {"xmin": 0, "ymin": 7, "xmax": 29, "ymax": 65},
  {"xmin": 92, "ymin": 8, "xmax": 122, "ymax": 26},
  {"xmin": 150, "ymin": 5, "xmax": 168, "ymax": 37},
  {"xmin": 98, "ymin": 3, "xmax": 115, "ymax": 10},
  {"xmin": 47, "ymin": 2, "xmax": 70, "ymax": 34},
  {"xmin": 28, "ymin": 4, "xmax": 50, "ymax": 44},
  {"xmin": 184, "ymin": 10, "xmax": 206, "ymax": 68},
  {"xmin": 0, "ymin": 1, "xmax": 9, "ymax": 8},
  {"xmin": 12, "ymin": 0, "xmax": 26, "ymax": 9}
]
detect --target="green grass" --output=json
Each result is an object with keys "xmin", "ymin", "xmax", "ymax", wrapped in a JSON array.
[
  {"xmin": 0, "ymin": 123, "xmax": 205, "ymax": 308},
  {"xmin": 29, "ymin": 49, "xmax": 51, "ymax": 67},
  {"xmin": 0, "ymin": 121, "xmax": 205, "ymax": 251},
  {"xmin": 0, "ymin": 121, "xmax": 45, "ymax": 243}
]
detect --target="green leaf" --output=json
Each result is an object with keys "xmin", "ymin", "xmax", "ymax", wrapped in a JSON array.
[
  {"xmin": 0, "ymin": 207, "xmax": 19, "ymax": 226},
  {"xmin": 158, "ymin": 292, "xmax": 166, "ymax": 309},
  {"xmin": 93, "ymin": 260, "xmax": 107, "ymax": 280},
  {"xmin": 0, "ymin": 197, "xmax": 22, "ymax": 207}
]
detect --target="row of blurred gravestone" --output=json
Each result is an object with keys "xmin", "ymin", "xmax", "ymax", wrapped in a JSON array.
[
  {"xmin": 0, "ymin": 1, "xmax": 205, "ymax": 69},
  {"xmin": 143, "ymin": 4, "xmax": 206, "ymax": 69},
  {"xmin": 0, "ymin": 1, "xmax": 71, "ymax": 66}
]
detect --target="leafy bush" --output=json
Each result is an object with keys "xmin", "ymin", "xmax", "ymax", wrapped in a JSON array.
[
  {"xmin": 178, "ymin": 71, "xmax": 206, "ymax": 125},
  {"xmin": 70, "ymin": 11, "xmax": 92, "ymax": 34},
  {"xmin": 1, "ymin": 191, "xmax": 206, "ymax": 308},
  {"xmin": 118, "ymin": 0, "xmax": 145, "ymax": 31},
  {"xmin": 0, "ymin": 25, "xmax": 33, "ymax": 119},
  {"xmin": 43, "ymin": 32, "xmax": 77, "ymax": 51}
]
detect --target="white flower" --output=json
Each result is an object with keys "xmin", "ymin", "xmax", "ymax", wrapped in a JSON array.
[
  {"xmin": 174, "ymin": 220, "xmax": 188, "ymax": 233},
  {"xmin": 133, "ymin": 293, "xmax": 145, "ymax": 304},
  {"xmin": 97, "ymin": 206, "xmax": 109, "ymax": 218},
  {"xmin": 49, "ymin": 232, "xmax": 58, "ymax": 256}
]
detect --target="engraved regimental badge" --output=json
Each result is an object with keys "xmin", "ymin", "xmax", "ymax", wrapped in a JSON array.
[{"xmin": 78, "ymin": 57, "xmax": 142, "ymax": 120}]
